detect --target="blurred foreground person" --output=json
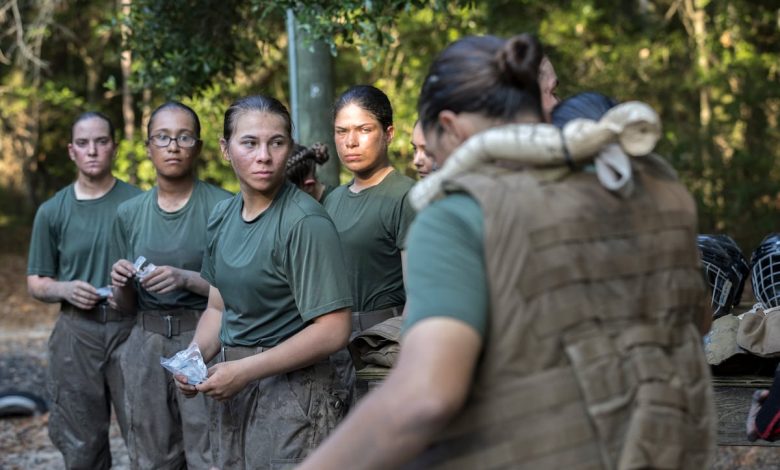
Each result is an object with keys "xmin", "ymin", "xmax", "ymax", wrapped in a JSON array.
[
  {"xmin": 27, "ymin": 112, "xmax": 141, "ymax": 469},
  {"xmin": 301, "ymin": 36, "xmax": 713, "ymax": 470},
  {"xmin": 110, "ymin": 102, "xmax": 231, "ymax": 469}
]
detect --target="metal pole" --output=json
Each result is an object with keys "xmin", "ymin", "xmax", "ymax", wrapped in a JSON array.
[{"xmin": 286, "ymin": 9, "xmax": 299, "ymax": 141}]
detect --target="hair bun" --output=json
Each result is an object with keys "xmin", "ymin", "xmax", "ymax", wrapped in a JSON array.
[
  {"xmin": 495, "ymin": 34, "xmax": 543, "ymax": 90},
  {"xmin": 310, "ymin": 143, "xmax": 330, "ymax": 165}
]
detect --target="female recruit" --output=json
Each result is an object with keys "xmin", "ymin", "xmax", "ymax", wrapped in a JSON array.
[
  {"xmin": 411, "ymin": 120, "xmax": 434, "ymax": 179},
  {"xmin": 109, "ymin": 102, "xmax": 231, "ymax": 469},
  {"xmin": 27, "ymin": 112, "xmax": 140, "ymax": 469},
  {"xmin": 175, "ymin": 95, "xmax": 352, "ymax": 469},
  {"xmin": 324, "ymin": 85, "xmax": 416, "ymax": 328}
]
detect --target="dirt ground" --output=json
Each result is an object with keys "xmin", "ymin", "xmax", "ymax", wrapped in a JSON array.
[
  {"xmin": 1, "ymin": 246, "xmax": 779, "ymax": 468},
  {"xmin": 0, "ymin": 252, "xmax": 128, "ymax": 469}
]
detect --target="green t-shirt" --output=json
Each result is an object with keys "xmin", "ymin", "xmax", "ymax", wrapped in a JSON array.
[
  {"xmin": 324, "ymin": 169, "xmax": 416, "ymax": 312},
  {"xmin": 319, "ymin": 184, "xmax": 336, "ymax": 204},
  {"xmin": 110, "ymin": 180, "xmax": 232, "ymax": 311},
  {"xmin": 27, "ymin": 179, "xmax": 142, "ymax": 288},
  {"xmin": 202, "ymin": 181, "xmax": 353, "ymax": 347},
  {"xmin": 403, "ymin": 193, "xmax": 488, "ymax": 338}
]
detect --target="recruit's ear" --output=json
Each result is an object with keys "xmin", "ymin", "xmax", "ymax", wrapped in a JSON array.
[
  {"xmin": 219, "ymin": 138, "xmax": 230, "ymax": 162},
  {"xmin": 436, "ymin": 110, "xmax": 469, "ymax": 151}
]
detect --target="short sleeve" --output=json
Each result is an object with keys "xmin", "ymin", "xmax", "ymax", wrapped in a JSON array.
[
  {"xmin": 200, "ymin": 202, "xmax": 226, "ymax": 287},
  {"xmin": 285, "ymin": 215, "xmax": 353, "ymax": 322},
  {"xmin": 27, "ymin": 204, "xmax": 58, "ymax": 277},
  {"xmin": 394, "ymin": 192, "xmax": 416, "ymax": 250},
  {"xmin": 108, "ymin": 206, "xmax": 130, "ymax": 268},
  {"xmin": 403, "ymin": 193, "xmax": 488, "ymax": 338}
]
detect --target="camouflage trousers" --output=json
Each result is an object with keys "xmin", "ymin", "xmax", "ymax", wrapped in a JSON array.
[
  {"xmin": 210, "ymin": 346, "xmax": 347, "ymax": 470},
  {"xmin": 47, "ymin": 306, "xmax": 134, "ymax": 470},
  {"xmin": 121, "ymin": 310, "xmax": 211, "ymax": 470}
]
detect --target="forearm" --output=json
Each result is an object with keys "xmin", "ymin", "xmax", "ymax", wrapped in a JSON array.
[
  {"xmin": 27, "ymin": 276, "xmax": 66, "ymax": 303},
  {"xmin": 111, "ymin": 283, "xmax": 137, "ymax": 314},
  {"xmin": 191, "ymin": 306, "xmax": 223, "ymax": 362},
  {"xmin": 182, "ymin": 269, "xmax": 211, "ymax": 297},
  {"xmin": 300, "ymin": 318, "xmax": 482, "ymax": 469},
  {"xmin": 237, "ymin": 310, "xmax": 349, "ymax": 382},
  {"xmin": 299, "ymin": 366, "xmax": 454, "ymax": 469}
]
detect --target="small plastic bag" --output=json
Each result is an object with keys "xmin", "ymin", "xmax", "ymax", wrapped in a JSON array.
[
  {"xmin": 160, "ymin": 344, "xmax": 208, "ymax": 385},
  {"xmin": 95, "ymin": 286, "xmax": 113, "ymax": 299},
  {"xmin": 133, "ymin": 255, "xmax": 157, "ymax": 280}
]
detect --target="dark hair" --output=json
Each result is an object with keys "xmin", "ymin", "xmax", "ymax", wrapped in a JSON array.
[
  {"xmin": 223, "ymin": 95, "xmax": 292, "ymax": 142},
  {"xmin": 333, "ymin": 85, "xmax": 393, "ymax": 130},
  {"xmin": 71, "ymin": 111, "xmax": 115, "ymax": 142},
  {"xmin": 147, "ymin": 101, "xmax": 201, "ymax": 138},
  {"xmin": 417, "ymin": 34, "xmax": 543, "ymax": 132},
  {"xmin": 286, "ymin": 143, "xmax": 329, "ymax": 187},
  {"xmin": 551, "ymin": 92, "xmax": 619, "ymax": 128}
]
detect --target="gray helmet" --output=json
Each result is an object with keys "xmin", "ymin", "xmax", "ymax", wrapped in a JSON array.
[
  {"xmin": 697, "ymin": 234, "xmax": 742, "ymax": 318},
  {"xmin": 713, "ymin": 234, "xmax": 750, "ymax": 307},
  {"xmin": 751, "ymin": 233, "xmax": 780, "ymax": 308}
]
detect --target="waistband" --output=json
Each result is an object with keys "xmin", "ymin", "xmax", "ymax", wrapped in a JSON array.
[
  {"xmin": 220, "ymin": 345, "xmax": 273, "ymax": 362},
  {"xmin": 61, "ymin": 302, "xmax": 133, "ymax": 323},
  {"xmin": 352, "ymin": 305, "xmax": 403, "ymax": 332},
  {"xmin": 138, "ymin": 309, "xmax": 202, "ymax": 338}
]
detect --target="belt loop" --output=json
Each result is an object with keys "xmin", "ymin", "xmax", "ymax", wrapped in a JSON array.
[
  {"xmin": 220, "ymin": 346, "xmax": 227, "ymax": 363},
  {"xmin": 99, "ymin": 304, "xmax": 108, "ymax": 323},
  {"xmin": 165, "ymin": 315, "xmax": 173, "ymax": 338}
]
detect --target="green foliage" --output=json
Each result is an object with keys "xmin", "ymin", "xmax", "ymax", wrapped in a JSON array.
[
  {"xmin": 3, "ymin": 0, "xmax": 780, "ymax": 256},
  {"xmin": 183, "ymin": 83, "xmax": 243, "ymax": 194},
  {"xmin": 122, "ymin": 0, "xmax": 249, "ymax": 98},
  {"xmin": 258, "ymin": 0, "xmax": 434, "ymax": 64}
]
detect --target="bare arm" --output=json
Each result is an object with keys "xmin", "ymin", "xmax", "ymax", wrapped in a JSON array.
[
  {"xmin": 27, "ymin": 275, "xmax": 100, "ymax": 310},
  {"xmin": 298, "ymin": 317, "xmax": 482, "ymax": 469},
  {"xmin": 174, "ymin": 285, "xmax": 224, "ymax": 397},
  {"xmin": 140, "ymin": 266, "xmax": 211, "ymax": 296},
  {"xmin": 191, "ymin": 285, "xmax": 225, "ymax": 363},
  {"xmin": 196, "ymin": 307, "xmax": 351, "ymax": 401},
  {"xmin": 109, "ymin": 258, "xmax": 137, "ymax": 313}
]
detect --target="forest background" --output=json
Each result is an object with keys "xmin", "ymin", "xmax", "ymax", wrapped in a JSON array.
[{"xmin": 1, "ymin": 0, "xmax": 779, "ymax": 252}]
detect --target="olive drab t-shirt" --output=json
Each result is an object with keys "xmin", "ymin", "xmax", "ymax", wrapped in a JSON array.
[
  {"xmin": 323, "ymin": 169, "xmax": 416, "ymax": 312},
  {"xmin": 319, "ymin": 184, "xmax": 336, "ymax": 204},
  {"xmin": 201, "ymin": 181, "xmax": 353, "ymax": 347},
  {"xmin": 109, "ymin": 180, "xmax": 232, "ymax": 311},
  {"xmin": 27, "ymin": 180, "xmax": 142, "ymax": 288},
  {"xmin": 403, "ymin": 193, "xmax": 488, "ymax": 338}
]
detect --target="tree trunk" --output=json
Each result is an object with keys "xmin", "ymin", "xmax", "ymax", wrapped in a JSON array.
[
  {"xmin": 118, "ymin": 0, "xmax": 137, "ymax": 184},
  {"xmin": 287, "ymin": 11, "xmax": 339, "ymax": 187},
  {"xmin": 17, "ymin": 0, "xmax": 55, "ymax": 209}
]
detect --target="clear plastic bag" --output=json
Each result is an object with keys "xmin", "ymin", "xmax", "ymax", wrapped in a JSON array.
[
  {"xmin": 133, "ymin": 255, "xmax": 157, "ymax": 280},
  {"xmin": 95, "ymin": 286, "xmax": 112, "ymax": 299},
  {"xmin": 160, "ymin": 344, "xmax": 208, "ymax": 385}
]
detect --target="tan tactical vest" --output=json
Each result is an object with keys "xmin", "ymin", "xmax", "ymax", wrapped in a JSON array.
[{"xmin": 406, "ymin": 156, "xmax": 715, "ymax": 470}]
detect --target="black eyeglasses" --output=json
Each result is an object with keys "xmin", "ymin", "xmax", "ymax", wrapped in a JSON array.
[{"xmin": 149, "ymin": 134, "xmax": 200, "ymax": 148}]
